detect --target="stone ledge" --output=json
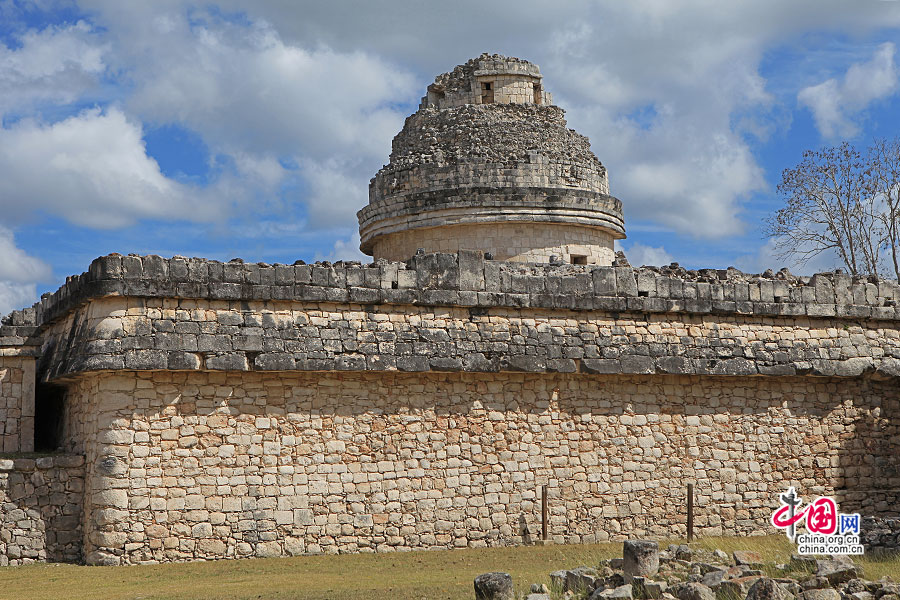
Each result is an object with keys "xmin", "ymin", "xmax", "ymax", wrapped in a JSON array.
[
  {"xmin": 3, "ymin": 252, "xmax": 899, "ymax": 337},
  {"xmin": 0, "ymin": 454, "xmax": 85, "ymax": 471}
]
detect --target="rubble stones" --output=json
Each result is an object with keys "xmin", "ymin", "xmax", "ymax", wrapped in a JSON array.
[
  {"xmin": 746, "ymin": 578, "xmax": 791, "ymax": 600},
  {"xmin": 699, "ymin": 569, "xmax": 727, "ymax": 588},
  {"xmin": 801, "ymin": 589, "xmax": 842, "ymax": 600},
  {"xmin": 633, "ymin": 576, "xmax": 668, "ymax": 599},
  {"xmin": 497, "ymin": 550, "xmax": 885, "ymax": 600},
  {"xmin": 566, "ymin": 566, "xmax": 601, "ymax": 592},
  {"xmin": 670, "ymin": 582, "xmax": 715, "ymax": 600},
  {"xmin": 815, "ymin": 558, "xmax": 862, "ymax": 584},
  {"xmin": 733, "ymin": 550, "xmax": 765, "ymax": 567},
  {"xmin": 474, "ymin": 572, "xmax": 514, "ymax": 600}
]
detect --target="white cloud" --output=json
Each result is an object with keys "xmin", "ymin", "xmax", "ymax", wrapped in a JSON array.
[
  {"xmin": 798, "ymin": 42, "xmax": 898, "ymax": 138},
  {"xmin": 0, "ymin": 108, "xmax": 210, "ymax": 228},
  {"xmin": 734, "ymin": 238, "xmax": 843, "ymax": 275},
  {"xmin": 300, "ymin": 159, "xmax": 369, "ymax": 228},
  {"xmin": 0, "ymin": 282, "xmax": 39, "ymax": 318},
  {"xmin": 69, "ymin": 0, "xmax": 900, "ymax": 242},
  {"xmin": 0, "ymin": 226, "xmax": 52, "ymax": 283},
  {"xmin": 321, "ymin": 231, "xmax": 366, "ymax": 263},
  {"xmin": 4, "ymin": 0, "xmax": 900, "ymax": 278},
  {"xmin": 0, "ymin": 225, "xmax": 51, "ymax": 317},
  {"xmin": 0, "ymin": 20, "xmax": 107, "ymax": 117},
  {"xmin": 622, "ymin": 243, "xmax": 674, "ymax": 267},
  {"xmin": 89, "ymin": 5, "xmax": 418, "ymax": 159},
  {"xmin": 71, "ymin": 4, "xmax": 418, "ymax": 229}
]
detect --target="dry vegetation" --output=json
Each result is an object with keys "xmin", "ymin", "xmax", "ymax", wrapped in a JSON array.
[{"xmin": 0, "ymin": 536, "xmax": 896, "ymax": 600}]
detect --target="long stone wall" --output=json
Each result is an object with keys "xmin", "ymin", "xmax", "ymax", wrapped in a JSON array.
[
  {"xmin": 0, "ymin": 251, "xmax": 898, "ymax": 565},
  {"xmin": 11, "ymin": 253, "xmax": 899, "ymax": 382},
  {"xmin": 36, "ymin": 292, "xmax": 900, "ymax": 384},
  {"xmin": 69, "ymin": 369, "xmax": 897, "ymax": 564},
  {"xmin": 0, "ymin": 455, "xmax": 84, "ymax": 565},
  {"xmin": 16, "ymin": 253, "xmax": 900, "ymax": 333}
]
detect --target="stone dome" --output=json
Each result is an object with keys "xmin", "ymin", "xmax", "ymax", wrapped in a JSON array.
[{"xmin": 357, "ymin": 53, "xmax": 626, "ymax": 265}]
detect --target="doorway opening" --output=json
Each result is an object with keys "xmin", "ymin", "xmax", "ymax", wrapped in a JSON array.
[
  {"xmin": 34, "ymin": 383, "xmax": 66, "ymax": 452},
  {"xmin": 481, "ymin": 81, "xmax": 494, "ymax": 104}
]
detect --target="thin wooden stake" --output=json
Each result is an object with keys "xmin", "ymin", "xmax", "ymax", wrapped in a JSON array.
[
  {"xmin": 541, "ymin": 485, "xmax": 548, "ymax": 541},
  {"xmin": 687, "ymin": 483, "xmax": 694, "ymax": 542}
]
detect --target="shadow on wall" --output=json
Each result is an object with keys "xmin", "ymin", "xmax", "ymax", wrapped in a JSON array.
[
  {"xmin": 0, "ymin": 456, "xmax": 84, "ymax": 565},
  {"xmin": 835, "ymin": 378, "xmax": 900, "ymax": 517}
]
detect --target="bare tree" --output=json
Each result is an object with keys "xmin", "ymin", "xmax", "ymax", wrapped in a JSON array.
[
  {"xmin": 767, "ymin": 142, "xmax": 876, "ymax": 277},
  {"xmin": 869, "ymin": 138, "xmax": 900, "ymax": 280}
]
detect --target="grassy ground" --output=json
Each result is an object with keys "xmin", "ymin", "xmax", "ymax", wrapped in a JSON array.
[{"xmin": 0, "ymin": 536, "xmax": 897, "ymax": 600}]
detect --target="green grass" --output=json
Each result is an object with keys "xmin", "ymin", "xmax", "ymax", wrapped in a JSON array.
[{"xmin": 0, "ymin": 536, "xmax": 897, "ymax": 600}]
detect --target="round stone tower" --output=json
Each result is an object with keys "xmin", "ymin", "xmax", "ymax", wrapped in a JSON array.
[{"xmin": 358, "ymin": 53, "xmax": 625, "ymax": 265}]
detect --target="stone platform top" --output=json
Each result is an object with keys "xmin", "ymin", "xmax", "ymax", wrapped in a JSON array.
[{"xmin": 3, "ymin": 252, "xmax": 899, "ymax": 335}]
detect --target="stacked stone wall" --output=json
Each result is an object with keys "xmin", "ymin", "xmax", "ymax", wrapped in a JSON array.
[
  {"xmin": 0, "ymin": 251, "xmax": 897, "ymax": 565},
  {"xmin": 0, "ymin": 455, "xmax": 84, "ymax": 565},
  {"xmin": 11, "ymin": 253, "xmax": 898, "ymax": 384},
  {"xmin": 69, "ymin": 370, "xmax": 898, "ymax": 564},
  {"xmin": 35, "ymin": 283, "xmax": 900, "ymax": 384},
  {"xmin": 420, "ymin": 54, "xmax": 550, "ymax": 109},
  {"xmin": 1, "ymin": 308, "xmax": 40, "ymax": 454},
  {"xmin": 861, "ymin": 517, "xmax": 900, "ymax": 551},
  {"xmin": 0, "ymin": 358, "xmax": 35, "ymax": 453}
]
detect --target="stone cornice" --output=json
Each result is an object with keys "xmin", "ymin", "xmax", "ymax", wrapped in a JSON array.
[{"xmin": 4, "ymin": 251, "xmax": 899, "ymax": 334}]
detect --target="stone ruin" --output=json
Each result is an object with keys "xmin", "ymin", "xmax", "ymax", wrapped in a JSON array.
[
  {"xmin": 475, "ymin": 540, "xmax": 897, "ymax": 600},
  {"xmin": 0, "ymin": 53, "xmax": 897, "ymax": 566}
]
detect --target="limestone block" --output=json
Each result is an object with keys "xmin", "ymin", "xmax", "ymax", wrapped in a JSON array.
[
  {"xmin": 623, "ymin": 540, "xmax": 659, "ymax": 582},
  {"xmin": 474, "ymin": 572, "xmax": 514, "ymax": 600}
]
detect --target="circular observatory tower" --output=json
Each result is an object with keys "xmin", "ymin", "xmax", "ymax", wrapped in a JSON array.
[{"xmin": 358, "ymin": 53, "xmax": 625, "ymax": 265}]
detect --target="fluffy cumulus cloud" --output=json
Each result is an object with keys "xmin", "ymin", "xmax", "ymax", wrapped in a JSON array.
[
  {"xmin": 0, "ymin": 20, "xmax": 107, "ymax": 117},
  {"xmin": 322, "ymin": 232, "xmax": 366, "ymax": 263},
  {"xmin": 622, "ymin": 243, "xmax": 674, "ymax": 268},
  {"xmin": 0, "ymin": 226, "xmax": 52, "ymax": 283},
  {"xmin": 0, "ymin": 282, "xmax": 40, "ymax": 318},
  {"xmin": 75, "ymin": 1, "xmax": 419, "ymax": 231},
  {"xmin": 0, "ymin": 226, "xmax": 51, "ymax": 317},
  {"xmin": 0, "ymin": 108, "xmax": 199, "ymax": 228},
  {"xmin": 3, "ymin": 0, "xmax": 900, "ymax": 314},
  {"xmin": 798, "ymin": 42, "xmax": 899, "ymax": 138}
]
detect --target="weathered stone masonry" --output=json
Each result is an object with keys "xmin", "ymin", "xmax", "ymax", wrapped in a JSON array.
[
  {"xmin": 0, "ymin": 455, "xmax": 83, "ymax": 565},
  {"xmin": 0, "ymin": 251, "xmax": 897, "ymax": 563},
  {"xmin": 0, "ymin": 52, "xmax": 898, "ymax": 565}
]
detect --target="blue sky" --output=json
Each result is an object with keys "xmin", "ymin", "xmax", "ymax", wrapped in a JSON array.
[{"xmin": 1, "ymin": 0, "xmax": 900, "ymax": 314}]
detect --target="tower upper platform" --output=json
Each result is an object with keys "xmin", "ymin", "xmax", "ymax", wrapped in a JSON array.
[{"xmin": 358, "ymin": 53, "xmax": 626, "ymax": 265}]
